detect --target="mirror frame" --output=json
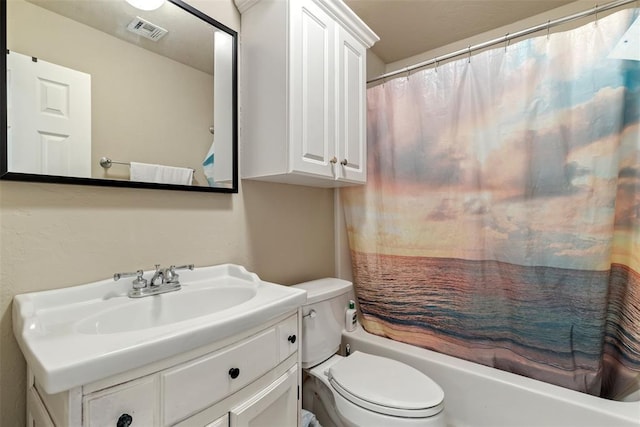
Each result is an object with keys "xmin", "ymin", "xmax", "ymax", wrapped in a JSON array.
[{"xmin": 0, "ymin": 0, "xmax": 238, "ymax": 193}]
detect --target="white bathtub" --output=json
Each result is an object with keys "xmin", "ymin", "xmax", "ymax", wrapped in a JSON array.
[{"xmin": 342, "ymin": 326, "xmax": 640, "ymax": 427}]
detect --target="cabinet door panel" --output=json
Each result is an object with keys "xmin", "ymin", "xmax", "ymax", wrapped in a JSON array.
[
  {"xmin": 229, "ymin": 365, "xmax": 298, "ymax": 427},
  {"xmin": 336, "ymin": 27, "xmax": 366, "ymax": 183},
  {"xmin": 290, "ymin": 0, "xmax": 335, "ymax": 178}
]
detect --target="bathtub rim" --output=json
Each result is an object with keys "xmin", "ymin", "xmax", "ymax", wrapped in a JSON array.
[{"xmin": 342, "ymin": 325, "xmax": 640, "ymax": 426}]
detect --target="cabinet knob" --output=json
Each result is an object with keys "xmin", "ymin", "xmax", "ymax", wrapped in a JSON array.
[
  {"xmin": 330, "ymin": 156, "xmax": 338, "ymax": 164},
  {"xmin": 229, "ymin": 367, "xmax": 240, "ymax": 379},
  {"xmin": 117, "ymin": 413, "xmax": 133, "ymax": 427},
  {"xmin": 340, "ymin": 158, "xmax": 348, "ymax": 166},
  {"xmin": 287, "ymin": 334, "xmax": 297, "ymax": 344}
]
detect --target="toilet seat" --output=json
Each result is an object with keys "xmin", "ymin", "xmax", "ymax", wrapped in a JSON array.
[{"xmin": 328, "ymin": 351, "xmax": 444, "ymax": 418}]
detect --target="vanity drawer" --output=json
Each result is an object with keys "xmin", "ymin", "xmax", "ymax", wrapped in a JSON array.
[
  {"xmin": 162, "ymin": 327, "xmax": 279, "ymax": 425},
  {"xmin": 277, "ymin": 314, "xmax": 299, "ymax": 362},
  {"xmin": 83, "ymin": 376, "xmax": 157, "ymax": 427}
]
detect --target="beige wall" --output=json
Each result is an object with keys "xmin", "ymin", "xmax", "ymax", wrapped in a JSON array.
[
  {"xmin": 366, "ymin": 50, "xmax": 385, "ymax": 83},
  {"xmin": 0, "ymin": 1, "xmax": 336, "ymax": 424}
]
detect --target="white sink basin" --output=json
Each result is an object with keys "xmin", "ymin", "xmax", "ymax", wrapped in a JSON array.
[
  {"xmin": 13, "ymin": 264, "xmax": 307, "ymax": 394},
  {"xmin": 77, "ymin": 285, "xmax": 258, "ymax": 334}
]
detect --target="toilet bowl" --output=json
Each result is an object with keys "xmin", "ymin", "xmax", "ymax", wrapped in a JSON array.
[{"xmin": 294, "ymin": 278, "xmax": 445, "ymax": 427}]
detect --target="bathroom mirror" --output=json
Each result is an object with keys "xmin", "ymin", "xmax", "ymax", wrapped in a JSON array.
[{"xmin": 0, "ymin": 0, "xmax": 238, "ymax": 193}]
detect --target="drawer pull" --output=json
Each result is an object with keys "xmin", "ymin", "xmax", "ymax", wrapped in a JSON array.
[
  {"xmin": 287, "ymin": 334, "xmax": 297, "ymax": 344},
  {"xmin": 117, "ymin": 413, "xmax": 133, "ymax": 427},
  {"xmin": 228, "ymin": 367, "xmax": 240, "ymax": 379}
]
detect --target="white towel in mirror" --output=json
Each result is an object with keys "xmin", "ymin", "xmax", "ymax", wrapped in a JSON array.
[{"xmin": 130, "ymin": 162, "xmax": 193, "ymax": 185}]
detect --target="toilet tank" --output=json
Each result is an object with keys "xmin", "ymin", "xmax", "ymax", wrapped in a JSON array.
[{"xmin": 292, "ymin": 278, "xmax": 352, "ymax": 368}]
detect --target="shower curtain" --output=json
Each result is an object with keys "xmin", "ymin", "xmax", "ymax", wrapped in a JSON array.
[{"xmin": 342, "ymin": 8, "xmax": 640, "ymax": 399}]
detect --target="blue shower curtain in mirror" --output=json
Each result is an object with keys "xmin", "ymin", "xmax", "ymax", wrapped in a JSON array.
[{"xmin": 342, "ymin": 8, "xmax": 640, "ymax": 398}]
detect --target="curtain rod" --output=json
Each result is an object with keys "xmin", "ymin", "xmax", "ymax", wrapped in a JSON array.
[{"xmin": 367, "ymin": 0, "xmax": 637, "ymax": 84}]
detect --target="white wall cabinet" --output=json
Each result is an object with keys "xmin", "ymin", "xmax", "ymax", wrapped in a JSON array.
[
  {"xmin": 236, "ymin": 0, "xmax": 378, "ymax": 187},
  {"xmin": 25, "ymin": 313, "xmax": 301, "ymax": 427}
]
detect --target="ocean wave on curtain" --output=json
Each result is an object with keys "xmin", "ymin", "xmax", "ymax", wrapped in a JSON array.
[{"xmin": 342, "ymin": 8, "xmax": 640, "ymax": 399}]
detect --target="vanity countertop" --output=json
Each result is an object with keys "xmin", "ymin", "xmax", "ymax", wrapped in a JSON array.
[{"xmin": 13, "ymin": 264, "xmax": 307, "ymax": 394}]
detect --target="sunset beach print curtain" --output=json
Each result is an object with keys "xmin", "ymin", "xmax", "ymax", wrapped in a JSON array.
[{"xmin": 342, "ymin": 9, "xmax": 640, "ymax": 398}]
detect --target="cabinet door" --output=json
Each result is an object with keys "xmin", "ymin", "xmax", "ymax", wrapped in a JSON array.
[
  {"xmin": 336, "ymin": 26, "xmax": 367, "ymax": 184},
  {"xmin": 289, "ymin": 0, "xmax": 336, "ymax": 179},
  {"xmin": 229, "ymin": 365, "xmax": 298, "ymax": 427}
]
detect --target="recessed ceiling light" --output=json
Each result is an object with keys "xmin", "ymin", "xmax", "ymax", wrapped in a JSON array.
[{"xmin": 125, "ymin": 0, "xmax": 165, "ymax": 11}]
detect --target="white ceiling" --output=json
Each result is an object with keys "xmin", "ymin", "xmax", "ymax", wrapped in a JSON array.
[
  {"xmin": 26, "ymin": 0, "xmax": 579, "ymax": 73},
  {"xmin": 25, "ymin": 0, "xmax": 217, "ymax": 74},
  {"xmin": 344, "ymin": 0, "xmax": 576, "ymax": 64}
]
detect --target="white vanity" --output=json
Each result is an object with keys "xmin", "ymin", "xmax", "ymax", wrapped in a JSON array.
[
  {"xmin": 236, "ymin": 0, "xmax": 379, "ymax": 187},
  {"xmin": 13, "ymin": 264, "xmax": 307, "ymax": 426}
]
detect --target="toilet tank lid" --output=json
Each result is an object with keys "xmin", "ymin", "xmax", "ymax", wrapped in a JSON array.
[{"xmin": 293, "ymin": 278, "xmax": 352, "ymax": 304}]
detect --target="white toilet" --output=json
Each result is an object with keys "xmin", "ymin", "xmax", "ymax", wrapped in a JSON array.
[{"xmin": 294, "ymin": 278, "xmax": 445, "ymax": 427}]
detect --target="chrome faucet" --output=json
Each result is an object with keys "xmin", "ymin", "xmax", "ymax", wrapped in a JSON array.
[
  {"xmin": 114, "ymin": 264, "xmax": 194, "ymax": 298},
  {"xmin": 149, "ymin": 264, "xmax": 166, "ymax": 286}
]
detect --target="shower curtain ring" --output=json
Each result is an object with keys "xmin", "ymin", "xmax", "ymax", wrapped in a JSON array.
[
  {"xmin": 405, "ymin": 67, "xmax": 410, "ymax": 80},
  {"xmin": 434, "ymin": 58, "xmax": 438, "ymax": 73},
  {"xmin": 468, "ymin": 46, "xmax": 471, "ymax": 63},
  {"xmin": 546, "ymin": 21, "xmax": 551, "ymax": 39},
  {"xmin": 504, "ymin": 33, "xmax": 510, "ymax": 52},
  {"xmin": 595, "ymin": 4, "xmax": 599, "ymax": 25}
]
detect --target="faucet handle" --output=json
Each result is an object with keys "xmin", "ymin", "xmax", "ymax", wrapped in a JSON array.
[
  {"xmin": 172, "ymin": 264, "xmax": 195, "ymax": 272},
  {"xmin": 113, "ymin": 270, "xmax": 148, "ymax": 290},
  {"xmin": 113, "ymin": 269, "xmax": 143, "ymax": 281},
  {"xmin": 166, "ymin": 264, "xmax": 195, "ymax": 284}
]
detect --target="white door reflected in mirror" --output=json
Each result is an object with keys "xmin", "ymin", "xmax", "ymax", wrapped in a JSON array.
[{"xmin": 7, "ymin": 51, "xmax": 91, "ymax": 177}]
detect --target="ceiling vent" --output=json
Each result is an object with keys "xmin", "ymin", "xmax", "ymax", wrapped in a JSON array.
[{"xmin": 126, "ymin": 16, "xmax": 168, "ymax": 41}]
